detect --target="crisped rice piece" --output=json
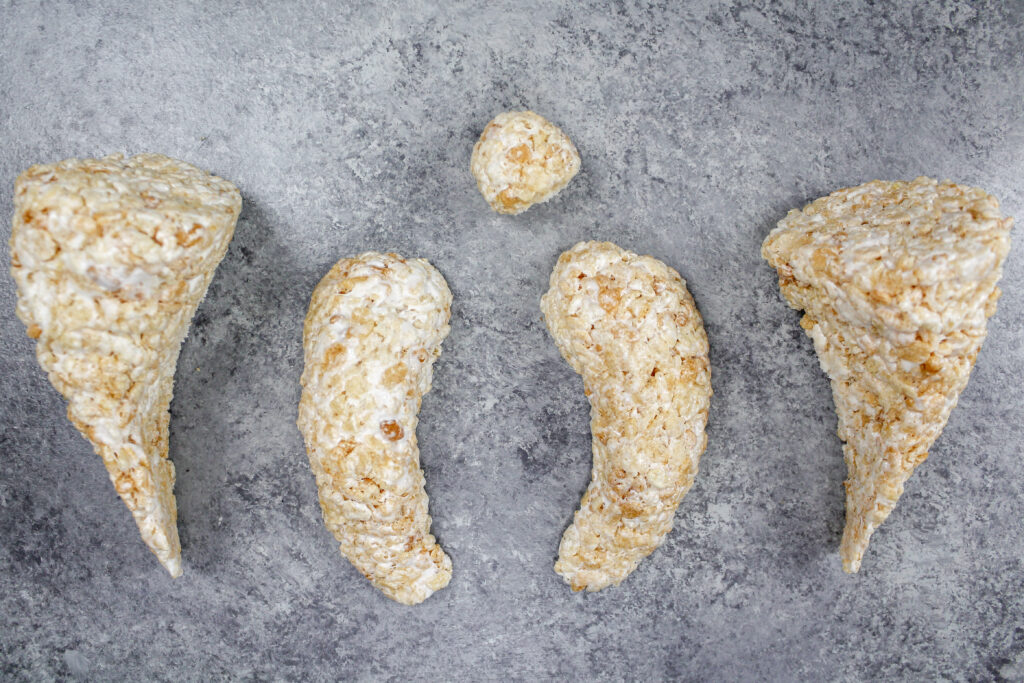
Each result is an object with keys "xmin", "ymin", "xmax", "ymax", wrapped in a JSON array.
[
  {"xmin": 298, "ymin": 252, "xmax": 452, "ymax": 605},
  {"xmin": 470, "ymin": 110, "xmax": 580, "ymax": 215},
  {"xmin": 541, "ymin": 241, "xmax": 712, "ymax": 591},
  {"xmin": 762, "ymin": 177, "xmax": 1012, "ymax": 573},
  {"xmin": 9, "ymin": 153, "xmax": 242, "ymax": 577}
]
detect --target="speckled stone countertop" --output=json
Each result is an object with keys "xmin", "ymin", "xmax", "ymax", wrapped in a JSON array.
[{"xmin": 2, "ymin": 2, "xmax": 1022, "ymax": 679}]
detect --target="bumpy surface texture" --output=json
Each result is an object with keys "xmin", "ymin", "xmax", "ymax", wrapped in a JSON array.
[
  {"xmin": 541, "ymin": 241, "xmax": 711, "ymax": 591},
  {"xmin": 9, "ymin": 153, "xmax": 241, "ymax": 577},
  {"xmin": 762, "ymin": 178, "xmax": 1012, "ymax": 573},
  {"xmin": 470, "ymin": 110, "xmax": 580, "ymax": 215},
  {"xmin": 3, "ymin": 3, "xmax": 1024, "ymax": 680},
  {"xmin": 298, "ymin": 252, "xmax": 452, "ymax": 604}
]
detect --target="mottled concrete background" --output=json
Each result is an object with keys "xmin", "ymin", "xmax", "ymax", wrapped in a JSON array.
[{"xmin": 2, "ymin": 1, "xmax": 1023, "ymax": 679}]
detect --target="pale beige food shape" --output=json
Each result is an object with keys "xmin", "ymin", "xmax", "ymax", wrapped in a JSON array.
[
  {"xmin": 298, "ymin": 252, "xmax": 452, "ymax": 605},
  {"xmin": 9, "ymin": 153, "xmax": 242, "ymax": 577},
  {"xmin": 470, "ymin": 110, "xmax": 581, "ymax": 215},
  {"xmin": 762, "ymin": 177, "xmax": 1012, "ymax": 573},
  {"xmin": 541, "ymin": 241, "xmax": 712, "ymax": 591}
]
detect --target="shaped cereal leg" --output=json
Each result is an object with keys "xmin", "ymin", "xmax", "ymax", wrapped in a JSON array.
[
  {"xmin": 298, "ymin": 253, "xmax": 452, "ymax": 604},
  {"xmin": 541, "ymin": 241, "xmax": 712, "ymax": 591},
  {"xmin": 10, "ymin": 153, "xmax": 242, "ymax": 577},
  {"xmin": 762, "ymin": 178, "xmax": 1012, "ymax": 572}
]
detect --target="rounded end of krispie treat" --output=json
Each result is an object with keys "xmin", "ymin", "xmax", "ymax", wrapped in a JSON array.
[
  {"xmin": 554, "ymin": 526, "xmax": 631, "ymax": 593},
  {"xmin": 470, "ymin": 110, "xmax": 580, "ymax": 215},
  {"xmin": 383, "ymin": 542, "xmax": 453, "ymax": 605}
]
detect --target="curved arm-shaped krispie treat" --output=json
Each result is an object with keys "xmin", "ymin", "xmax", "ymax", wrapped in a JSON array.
[
  {"xmin": 541, "ymin": 241, "xmax": 712, "ymax": 591},
  {"xmin": 9, "ymin": 153, "xmax": 242, "ymax": 577},
  {"xmin": 298, "ymin": 252, "xmax": 452, "ymax": 604},
  {"xmin": 762, "ymin": 178, "xmax": 1012, "ymax": 573},
  {"xmin": 471, "ymin": 110, "xmax": 580, "ymax": 215}
]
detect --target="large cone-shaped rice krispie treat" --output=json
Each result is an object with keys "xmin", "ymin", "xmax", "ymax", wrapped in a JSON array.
[
  {"xmin": 762, "ymin": 177, "xmax": 1012, "ymax": 572},
  {"xmin": 10, "ymin": 153, "xmax": 241, "ymax": 577}
]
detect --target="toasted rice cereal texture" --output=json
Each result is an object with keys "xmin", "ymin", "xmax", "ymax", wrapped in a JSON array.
[
  {"xmin": 9, "ymin": 153, "xmax": 242, "ymax": 577},
  {"xmin": 298, "ymin": 252, "xmax": 452, "ymax": 605},
  {"xmin": 541, "ymin": 241, "xmax": 712, "ymax": 591},
  {"xmin": 470, "ymin": 110, "xmax": 580, "ymax": 215},
  {"xmin": 762, "ymin": 177, "xmax": 1012, "ymax": 572}
]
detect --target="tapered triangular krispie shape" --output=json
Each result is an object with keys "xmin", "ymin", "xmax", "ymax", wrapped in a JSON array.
[
  {"xmin": 762, "ymin": 177, "xmax": 1012, "ymax": 573},
  {"xmin": 298, "ymin": 253, "xmax": 452, "ymax": 605},
  {"xmin": 541, "ymin": 241, "xmax": 712, "ymax": 591},
  {"xmin": 10, "ymin": 153, "xmax": 242, "ymax": 577}
]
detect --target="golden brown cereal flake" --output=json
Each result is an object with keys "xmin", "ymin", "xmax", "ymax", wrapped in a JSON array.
[
  {"xmin": 9, "ymin": 153, "xmax": 242, "ymax": 577},
  {"xmin": 762, "ymin": 177, "xmax": 1012, "ymax": 572},
  {"xmin": 541, "ymin": 241, "xmax": 712, "ymax": 591},
  {"xmin": 298, "ymin": 252, "xmax": 452, "ymax": 605},
  {"xmin": 471, "ymin": 110, "xmax": 580, "ymax": 215}
]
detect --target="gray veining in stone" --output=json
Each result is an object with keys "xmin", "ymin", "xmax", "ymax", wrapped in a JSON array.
[{"xmin": 2, "ymin": 1, "xmax": 1023, "ymax": 679}]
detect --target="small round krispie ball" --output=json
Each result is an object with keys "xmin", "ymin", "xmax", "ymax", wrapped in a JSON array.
[{"xmin": 471, "ymin": 110, "xmax": 581, "ymax": 215}]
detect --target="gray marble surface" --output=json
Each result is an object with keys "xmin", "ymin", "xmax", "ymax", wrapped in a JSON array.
[{"xmin": 2, "ymin": 1, "xmax": 1023, "ymax": 679}]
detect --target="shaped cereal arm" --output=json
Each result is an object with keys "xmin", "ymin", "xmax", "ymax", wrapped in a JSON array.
[
  {"xmin": 470, "ymin": 110, "xmax": 580, "ymax": 215},
  {"xmin": 541, "ymin": 241, "xmax": 712, "ymax": 591},
  {"xmin": 9, "ymin": 153, "xmax": 242, "ymax": 577},
  {"xmin": 298, "ymin": 252, "xmax": 452, "ymax": 605},
  {"xmin": 762, "ymin": 177, "xmax": 1012, "ymax": 572}
]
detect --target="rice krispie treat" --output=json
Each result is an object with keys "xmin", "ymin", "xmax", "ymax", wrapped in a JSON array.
[
  {"xmin": 298, "ymin": 252, "xmax": 453, "ymax": 604},
  {"xmin": 541, "ymin": 241, "xmax": 712, "ymax": 591},
  {"xmin": 470, "ymin": 110, "xmax": 580, "ymax": 215},
  {"xmin": 762, "ymin": 177, "xmax": 1012, "ymax": 572},
  {"xmin": 10, "ymin": 153, "xmax": 242, "ymax": 577}
]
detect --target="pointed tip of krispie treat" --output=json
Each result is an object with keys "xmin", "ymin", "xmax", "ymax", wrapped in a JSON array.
[
  {"xmin": 162, "ymin": 555, "xmax": 183, "ymax": 579},
  {"xmin": 150, "ymin": 523, "xmax": 183, "ymax": 578},
  {"xmin": 836, "ymin": 440, "xmax": 914, "ymax": 576},
  {"xmin": 122, "ymin": 460, "xmax": 183, "ymax": 577},
  {"xmin": 840, "ymin": 535, "xmax": 865, "ymax": 574}
]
